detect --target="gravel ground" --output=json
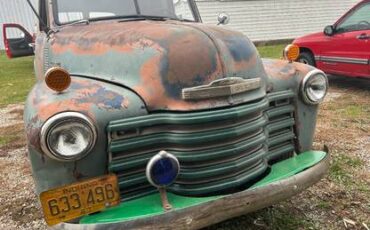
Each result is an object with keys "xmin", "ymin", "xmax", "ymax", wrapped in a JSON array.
[
  {"xmin": 0, "ymin": 104, "xmax": 23, "ymax": 129},
  {"xmin": 0, "ymin": 76, "xmax": 368, "ymax": 230},
  {"xmin": 0, "ymin": 104, "xmax": 47, "ymax": 230},
  {"xmin": 0, "ymin": 147, "xmax": 46, "ymax": 230}
]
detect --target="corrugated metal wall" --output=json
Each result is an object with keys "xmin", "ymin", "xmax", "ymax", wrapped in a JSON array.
[
  {"xmin": 0, "ymin": 0, "xmax": 37, "ymax": 49},
  {"xmin": 0, "ymin": 0, "xmax": 360, "ymax": 49},
  {"xmin": 196, "ymin": 0, "xmax": 359, "ymax": 41}
]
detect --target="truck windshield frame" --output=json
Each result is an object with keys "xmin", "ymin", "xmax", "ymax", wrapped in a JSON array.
[{"xmin": 52, "ymin": 0, "xmax": 201, "ymax": 25}]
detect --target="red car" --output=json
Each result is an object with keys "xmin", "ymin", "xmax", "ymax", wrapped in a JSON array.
[{"xmin": 293, "ymin": 0, "xmax": 370, "ymax": 78}]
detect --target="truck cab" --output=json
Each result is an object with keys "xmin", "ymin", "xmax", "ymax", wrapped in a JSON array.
[{"xmin": 3, "ymin": 0, "xmax": 329, "ymax": 228}]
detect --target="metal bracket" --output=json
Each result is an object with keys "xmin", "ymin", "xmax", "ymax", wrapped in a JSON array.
[{"xmin": 159, "ymin": 188, "xmax": 172, "ymax": 212}]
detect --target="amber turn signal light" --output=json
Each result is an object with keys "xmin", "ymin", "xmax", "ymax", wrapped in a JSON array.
[
  {"xmin": 45, "ymin": 67, "xmax": 71, "ymax": 93},
  {"xmin": 283, "ymin": 44, "xmax": 300, "ymax": 62}
]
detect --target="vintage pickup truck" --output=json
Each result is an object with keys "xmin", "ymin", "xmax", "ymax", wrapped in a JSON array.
[{"xmin": 3, "ymin": 0, "xmax": 329, "ymax": 229}]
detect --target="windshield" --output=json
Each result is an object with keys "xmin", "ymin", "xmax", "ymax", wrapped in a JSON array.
[
  {"xmin": 336, "ymin": 3, "xmax": 370, "ymax": 33},
  {"xmin": 53, "ymin": 0, "xmax": 197, "ymax": 25}
]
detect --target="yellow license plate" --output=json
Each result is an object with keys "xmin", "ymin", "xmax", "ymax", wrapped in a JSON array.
[{"xmin": 40, "ymin": 174, "xmax": 120, "ymax": 226}]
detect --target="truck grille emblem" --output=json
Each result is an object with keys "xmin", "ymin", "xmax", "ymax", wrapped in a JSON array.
[{"xmin": 182, "ymin": 77, "xmax": 261, "ymax": 100}]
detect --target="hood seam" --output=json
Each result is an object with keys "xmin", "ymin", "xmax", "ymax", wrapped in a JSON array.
[{"xmin": 177, "ymin": 23, "xmax": 227, "ymax": 78}]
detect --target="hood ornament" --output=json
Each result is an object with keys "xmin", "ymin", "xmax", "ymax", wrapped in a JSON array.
[{"xmin": 182, "ymin": 77, "xmax": 261, "ymax": 100}]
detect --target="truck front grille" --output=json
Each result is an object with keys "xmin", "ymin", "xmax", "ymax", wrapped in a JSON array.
[{"xmin": 108, "ymin": 90, "xmax": 296, "ymax": 200}]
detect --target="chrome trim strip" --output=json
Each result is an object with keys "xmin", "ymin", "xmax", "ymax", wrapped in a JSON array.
[
  {"xmin": 182, "ymin": 78, "xmax": 261, "ymax": 100},
  {"xmin": 315, "ymin": 56, "xmax": 369, "ymax": 65}
]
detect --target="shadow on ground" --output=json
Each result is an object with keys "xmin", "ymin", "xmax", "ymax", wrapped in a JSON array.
[{"xmin": 328, "ymin": 75, "xmax": 370, "ymax": 91}]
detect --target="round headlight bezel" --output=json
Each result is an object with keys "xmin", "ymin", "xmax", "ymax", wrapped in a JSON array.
[
  {"xmin": 40, "ymin": 112, "xmax": 97, "ymax": 162},
  {"xmin": 301, "ymin": 70, "xmax": 329, "ymax": 105}
]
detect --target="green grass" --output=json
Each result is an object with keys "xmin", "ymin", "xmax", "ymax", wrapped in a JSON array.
[
  {"xmin": 256, "ymin": 44, "xmax": 287, "ymax": 59},
  {"xmin": 330, "ymin": 153, "xmax": 364, "ymax": 186},
  {"xmin": 271, "ymin": 209, "xmax": 314, "ymax": 230},
  {"xmin": 0, "ymin": 136, "xmax": 12, "ymax": 146},
  {"xmin": 344, "ymin": 105, "xmax": 364, "ymax": 118},
  {"xmin": 317, "ymin": 201, "xmax": 331, "ymax": 210},
  {"xmin": 0, "ymin": 135, "xmax": 17, "ymax": 147},
  {"xmin": 0, "ymin": 51, "xmax": 35, "ymax": 107},
  {"xmin": 209, "ymin": 207, "xmax": 315, "ymax": 230}
]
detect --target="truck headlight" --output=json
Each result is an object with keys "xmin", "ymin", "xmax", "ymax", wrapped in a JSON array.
[
  {"xmin": 40, "ymin": 112, "xmax": 97, "ymax": 161},
  {"xmin": 301, "ymin": 70, "xmax": 329, "ymax": 105}
]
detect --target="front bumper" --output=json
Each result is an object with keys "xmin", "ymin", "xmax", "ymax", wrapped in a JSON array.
[{"xmin": 53, "ymin": 151, "xmax": 329, "ymax": 230}]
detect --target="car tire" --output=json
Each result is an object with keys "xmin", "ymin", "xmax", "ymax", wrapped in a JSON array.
[{"xmin": 298, "ymin": 52, "xmax": 316, "ymax": 66}]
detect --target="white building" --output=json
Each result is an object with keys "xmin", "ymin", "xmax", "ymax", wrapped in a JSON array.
[
  {"xmin": 197, "ymin": 0, "xmax": 358, "ymax": 41},
  {"xmin": 0, "ymin": 0, "xmax": 359, "ymax": 49}
]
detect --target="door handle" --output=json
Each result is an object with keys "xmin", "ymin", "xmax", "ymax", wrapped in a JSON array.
[{"xmin": 357, "ymin": 33, "xmax": 370, "ymax": 40}]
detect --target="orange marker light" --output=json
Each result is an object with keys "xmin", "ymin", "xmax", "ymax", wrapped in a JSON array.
[
  {"xmin": 283, "ymin": 44, "xmax": 300, "ymax": 62},
  {"xmin": 45, "ymin": 67, "xmax": 71, "ymax": 93}
]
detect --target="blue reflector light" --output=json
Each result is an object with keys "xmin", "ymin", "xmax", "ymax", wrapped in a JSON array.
[{"xmin": 146, "ymin": 151, "xmax": 180, "ymax": 188}]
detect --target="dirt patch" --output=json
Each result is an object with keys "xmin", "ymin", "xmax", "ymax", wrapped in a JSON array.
[
  {"xmin": 325, "ymin": 92, "xmax": 343, "ymax": 102},
  {"xmin": 0, "ymin": 104, "xmax": 24, "ymax": 128},
  {"xmin": 0, "ymin": 148, "xmax": 46, "ymax": 230},
  {"xmin": 0, "ymin": 104, "xmax": 26, "ymax": 154},
  {"xmin": 0, "ymin": 104, "xmax": 47, "ymax": 230},
  {"xmin": 0, "ymin": 123, "xmax": 27, "ymax": 151}
]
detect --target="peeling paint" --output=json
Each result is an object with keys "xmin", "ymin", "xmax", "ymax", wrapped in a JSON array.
[{"xmin": 45, "ymin": 20, "xmax": 268, "ymax": 111}]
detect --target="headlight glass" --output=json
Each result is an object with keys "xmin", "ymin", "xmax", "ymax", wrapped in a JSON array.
[
  {"xmin": 302, "ymin": 70, "xmax": 328, "ymax": 104},
  {"xmin": 41, "ymin": 113, "xmax": 97, "ymax": 161}
]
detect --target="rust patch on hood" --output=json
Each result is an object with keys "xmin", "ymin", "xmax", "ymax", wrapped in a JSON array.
[
  {"xmin": 263, "ymin": 59, "xmax": 314, "ymax": 80},
  {"xmin": 49, "ymin": 20, "xmax": 266, "ymax": 111},
  {"xmin": 32, "ymin": 80, "xmax": 129, "ymax": 121},
  {"xmin": 25, "ymin": 78, "xmax": 131, "ymax": 151}
]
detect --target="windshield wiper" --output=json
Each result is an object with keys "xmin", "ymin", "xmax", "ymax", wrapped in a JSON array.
[
  {"xmin": 68, "ymin": 19, "xmax": 90, "ymax": 26},
  {"xmin": 117, "ymin": 15, "xmax": 174, "ymax": 22},
  {"xmin": 61, "ymin": 15, "xmax": 174, "ymax": 26},
  {"xmin": 179, "ymin": 18, "xmax": 196, "ymax": 23}
]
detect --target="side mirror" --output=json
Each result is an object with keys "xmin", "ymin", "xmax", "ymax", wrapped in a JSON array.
[
  {"xmin": 2, "ymin": 23, "xmax": 34, "ymax": 59},
  {"xmin": 324, "ymin": 25, "xmax": 335, "ymax": 36},
  {"xmin": 217, "ymin": 12, "xmax": 230, "ymax": 25}
]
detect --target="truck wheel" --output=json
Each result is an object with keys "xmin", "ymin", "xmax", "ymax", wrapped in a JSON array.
[{"xmin": 298, "ymin": 52, "xmax": 315, "ymax": 66}]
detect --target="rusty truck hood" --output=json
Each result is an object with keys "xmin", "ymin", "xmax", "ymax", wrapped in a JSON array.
[{"xmin": 49, "ymin": 20, "xmax": 267, "ymax": 111}]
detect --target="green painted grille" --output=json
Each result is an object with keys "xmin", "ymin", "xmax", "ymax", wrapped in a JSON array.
[{"xmin": 108, "ymin": 90, "xmax": 296, "ymax": 200}]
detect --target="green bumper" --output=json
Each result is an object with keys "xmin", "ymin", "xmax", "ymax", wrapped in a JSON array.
[{"xmin": 53, "ymin": 151, "xmax": 329, "ymax": 230}]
